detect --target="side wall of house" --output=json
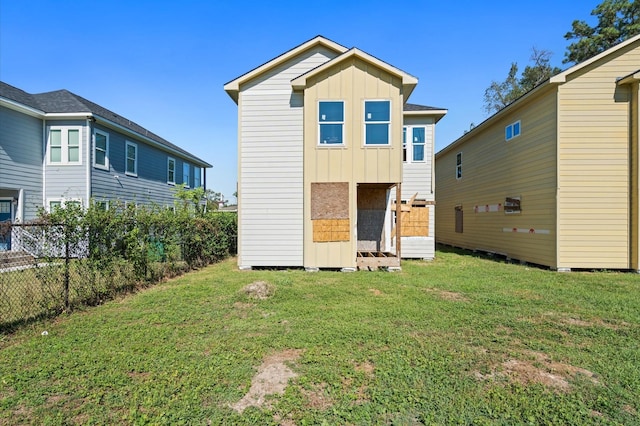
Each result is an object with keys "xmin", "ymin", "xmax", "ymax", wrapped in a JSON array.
[
  {"xmin": 237, "ymin": 46, "xmax": 339, "ymax": 268},
  {"xmin": 90, "ymin": 123, "xmax": 197, "ymax": 208},
  {"xmin": 0, "ymin": 105, "xmax": 43, "ymax": 221},
  {"xmin": 435, "ymin": 89, "xmax": 558, "ymax": 268},
  {"xmin": 556, "ymin": 42, "xmax": 640, "ymax": 269},
  {"xmin": 402, "ymin": 115, "xmax": 435, "ymax": 259},
  {"xmin": 302, "ymin": 58, "xmax": 403, "ymax": 268}
]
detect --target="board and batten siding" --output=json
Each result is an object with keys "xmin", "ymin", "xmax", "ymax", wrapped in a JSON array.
[
  {"xmin": 402, "ymin": 116, "xmax": 435, "ymax": 259},
  {"xmin": 556, "ymin": 42, "xmax": 640, "ymax": 269},
  {"xmin": 237, "ymin": 46, "xmax": 340, "ymax": 268},
  {"xmin": 302, "ymin": 58, "xmax": 403, "ymax": 268},
  {"xmin": 435, "ymin": 88, "xmax": 558, "ymax": 267},
  {"xmin": 44, "ymin": 120, "xmax": 88, "ymax": 206},
  {"xmin": 90, "ymin": 124, "xmax": 184, "ymax": 207},
  {"xmin": 0, "ymin": 105, "xmax": 43, "ymax": 221}
]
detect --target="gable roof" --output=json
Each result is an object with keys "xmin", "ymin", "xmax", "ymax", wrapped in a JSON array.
[
  {"xmin": 290, "ymin": 47, "xmax": 418, "ymax": 98},
  {"xmin": 223, "ymin": 35, "xmax": 348, "ymax": 102},
  {"xmin": 403, "ymin": 103, "xmax": 447, "ymax": 123},
  {"xmin": 551, "ymin": 33, "xmax": 640, "ymax": 83},
  {"xmin": 0, "ymin": 81, "xmax": 211, "ymax": 167}
]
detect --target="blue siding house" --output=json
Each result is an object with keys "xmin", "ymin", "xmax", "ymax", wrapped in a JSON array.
[{"xmin": 0, "ymin": 81, "xmax": 211, "ymax": 248}]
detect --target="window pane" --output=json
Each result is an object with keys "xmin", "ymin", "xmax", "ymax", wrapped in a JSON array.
[
  {"xmin": 194, "ymin": 168, "xmax": 201, "ymax": 187},
  {"xmin": 413, "ymin": 145, "xmax": 424, "ymax": 162},
  {"xmin": 365, "ymin": 123, "xmax": 389, "ymax": 145},
  {"xmin": 95, "ymin": 150, "xmax": 106, "ymax": 165},
  {"xmin": 68, "ymin": 129, "xmax": 79, "ymax": 146},
  {"xmin": 168, "ymin": 159, "xmax": 175, "ymax": 182},
  {"xmin": 183, "ymin": 163, "xmax": 190, "ymax": 186},
  {"xmin": 412, "ymin": 127, "xmax": 425, "ymax": 143},
  {"xmin": 320, "ymin": 124, "xmax": 343, "ymax": 144},
  {"xmin": 127, "ymin": 145, "xmax": 136, "ymax": 159},
  {"xmin": 127, "ymin": 159, "xmax": 135, "ymax": 174},
  {"xmin": 50, "ymin": 130, "xmax": 61, "ymax": 147},
  {"xmin": 50, "ymin": 201, "xmax": 61, "ymax": 211},
  {"xmin": 319, "ymin": 102, "xmax": 343, "ymax": 122},
  {"xmin": 50, "ymin": 147, "xmax": 62, "ymax": 162},
  {"xmin": 364, "ymin": 101, "xmax": 390, "ymax": 122},
  {"xmin": 513, "ymin": 122, "xmax": 520, "ymax": 136},
  {"xmin": 68, "ymin": 146, "xmax": 79, "ymax": 162},
  {"xmin": 506, "ymin": 125, "xmax": 513, "ymax": 140},
  {"xmin": 96, "ymin": 133, "xmax": 107, "ymax": 150}
]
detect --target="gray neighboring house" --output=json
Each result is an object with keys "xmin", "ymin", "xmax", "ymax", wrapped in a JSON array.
[{"xmin": 0, "ymin": 81, "xmax": 211, "ymax": 250}]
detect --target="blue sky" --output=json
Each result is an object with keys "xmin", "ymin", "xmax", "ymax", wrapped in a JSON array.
[{"xmin": 0, "ymin": 1, "xmax": 595, "ymax": 201}]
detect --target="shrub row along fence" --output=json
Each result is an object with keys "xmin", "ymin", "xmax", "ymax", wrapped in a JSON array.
[{"xmin": 0, "ymin": 203, "xmax": 237, "ymax": 332}]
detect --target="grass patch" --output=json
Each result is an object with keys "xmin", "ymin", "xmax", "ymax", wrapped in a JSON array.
[{"xmin": 1, "ymin": 248, "xmax": 639, "ymax": 424}]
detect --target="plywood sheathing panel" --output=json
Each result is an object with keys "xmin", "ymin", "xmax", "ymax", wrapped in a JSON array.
[
  {"xmin": 311, "ymin": 182, "xmax": 349, "ymax": 220},
  {"xmin": 400, "ymin": 207, "xmax": 429, "ymax": 236},
  {"xmin": 313, "ymin": 219, "xmax": 350, "ymax": 242}
]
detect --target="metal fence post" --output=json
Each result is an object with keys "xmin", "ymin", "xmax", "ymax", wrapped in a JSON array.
[{"xmin": 64, "ymin": 225, "xmax": 70, "ymax": 311}]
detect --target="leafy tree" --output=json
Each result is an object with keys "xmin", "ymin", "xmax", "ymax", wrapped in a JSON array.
[
  {"xmin": 483, "ymin": 49, "xmax": 561, "ymax": 115},
  {"xmin": 564, "ymin": 0, "xmax": 640, "ymax": 64}
]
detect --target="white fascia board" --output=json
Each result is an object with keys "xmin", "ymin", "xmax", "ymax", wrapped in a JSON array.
[
  {"xmin": 0, "ymin": 98, "xmax": 45, "ymax": 118},
  {"xmin": 404, "ymin": 109, "xmax": 448, "ymax": 123}
]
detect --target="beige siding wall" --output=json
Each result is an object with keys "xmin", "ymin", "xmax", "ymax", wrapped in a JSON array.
[
  {"xmin": 302, "ymin": 58, "xmax": 403, "ymax": 268},
  {"xmin": 237, "ymin": 46, "xmax": 338, "ymax": 268},
  {"xmin": 435, "ymin": 89, "xmax": 558, "ymax": 267},
  {"xmin": 402, "ymin": 115, "xmax": 436, "ymax": 259},
  {"xmin": 556, "ymin": 43, "xmax": 640, "ymax": 269}
]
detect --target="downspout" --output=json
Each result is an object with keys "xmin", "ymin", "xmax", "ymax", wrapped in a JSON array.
[
  {"xmin": 42, "ymin": 120, "xmax": 46, "ymax": 208},
  {"xmin": 86, "ymin": 118, "xmax": 92, "ymax": 207}
]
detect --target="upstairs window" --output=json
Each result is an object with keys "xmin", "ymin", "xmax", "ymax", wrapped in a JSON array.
[
  {"xmin": 167, "ymin": 157, "xmax": 176, "ymax": 184},
  {"xmin": 183, "ymin": 163, "xmax": 190, "ymax": 188},
  {"xmin": 402, "ymin": 127, "xmax": 407, "ymax": 162},
  {"xmin": 364, "ymin": 100, "xmax": 390, "ymax": 145},
  {"xmin": 194, "ymin": 167, "xmax": 202, "ymax": 188},
  {"xmin": 456, "ymin": 152, "xmax": 462, "ymax": 179},
  {"xmin": 505, "ymin": 120, "xmax": 521, "ymax": 141},
  {"xmin": 125, "ymin": 141, "xmax": 137, "ymax": 176},
  {"xmin": 318, "ymin": 101, "xmax": 344, "ymax": 145},
  {"xmin": 48, "ymin": 126, "xmax": 82, "ymax": 165},
  {"xmin": 94, "ymin": 130, "xmax": 109, "ymax": 169},
  {"xmin": 412, "ymin": 127, "xmax": 425, "ymax": 162}
]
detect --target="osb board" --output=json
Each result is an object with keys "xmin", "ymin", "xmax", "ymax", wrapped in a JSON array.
[
  {"xmin": 313, "ymin": 219, "xmax": 350, "ymax": 242},
  {"xmin": 400, "ymin": 207, "xmax": 429, "ymax": 237},
  {"xmin": 311, "ymin": 182, "xmax": 349, "ymax": 220}
]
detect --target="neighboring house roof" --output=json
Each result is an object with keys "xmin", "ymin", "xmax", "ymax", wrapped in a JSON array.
[
  {"xmin": 223, "ymin": 35, "xmax": 348, "ymax": 103},
  {"xmin": 403, "ymin": 103, "xmax": 448, "ymax": 123},
  {"xmin": 436, "ymin": 33, "xmax": 640, "ymax": 159},
  {"xmin": 291, "ymin": 47, "xmax": 418, "ymax": 99},
  {"xmin": 0, "ymin": 81, "xmax": 212, "ymax": 167},
  {"xmin": 617, "ymin": 69, "xmax": 640, "ymax": 85}
]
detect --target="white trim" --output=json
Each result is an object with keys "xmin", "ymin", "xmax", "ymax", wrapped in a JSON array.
[
  {"xmin": 125, "ymin": 141, "xmax": 138, "ymax": 177},
  {"xmin": 455, "ymin": 151, "xmax": 462, "ymax": 180},
  {"xmin": 46, "ymin": 125, "xmax": 83, "ymax": 165},
  {"xmin": 505, "ymin": 120, "xmax": 521, "ymax": 141},
  {"xmin": 363, "ymin": 99, "xmax": 392, "ymax": 146},
  {"xmin": 93, "ymin": 128, "xmax": 110, "ymax": 170},
  {"xmin": 167, "ymin": 157, "xmax": 176, "ymax": 185},
  {"xmin": 318, "ymin": 100, "xmax": 345, "ymax": 146}
]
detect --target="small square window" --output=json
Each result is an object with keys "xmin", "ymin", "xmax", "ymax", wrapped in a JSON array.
[{"xmin": 505, "ymin": 121, "xmax": 521, "ymax": 141}]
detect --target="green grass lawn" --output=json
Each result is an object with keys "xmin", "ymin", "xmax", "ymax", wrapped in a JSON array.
[{"xmin": 1, "ymin": 247, "xmax": 639, "ymax": 425}]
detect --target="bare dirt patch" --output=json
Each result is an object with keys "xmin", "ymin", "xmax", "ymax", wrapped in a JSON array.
[
  {"xmin": 475, "ymin": 350, "xmax": 599, "ymax": 392},
  {"xmin": 301, "ymin": 382, "xmax": 333, "ymax": 410},
  {"xmin": 424, "ymin": 287, "xmax": 469, "ymax": 302},
  {"xmin": 241, "ymin": 281, "xmax": 275, "ymax": 300},
  {"xmin": 368, "ymin": 288, "xmax": 383, "ymax": 296},
  {"xmin": 231, "ymin": 349, "xmax": 302, "ymax": 413}
]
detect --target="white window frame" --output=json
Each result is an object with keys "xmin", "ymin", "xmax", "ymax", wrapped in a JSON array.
[
  {"xmin": 47, "ymin": 126, "xmax": 83, "ymax": 165},
  {"xmin": 505, "ymin": 120, "xmax": 521, "ymax": 141},
  {"xmin": 194, "ymin": 167, "xmax": 201, "ymax": 188},
  {"xmin": 403, "ymin": 125, "xmax": 427, "ymax": 163},
  {"xmin": 456, "ymin": 152, "xmax": 462, "ymax": 179},
  {"xmin": 318, "ymin": 100, "xmax": 345, "ymax": 146},
  {"xmin": 125, "ymin": 141, "xmax": 137, "ymax": 176},
  {"xmin": 93, "ymin": 129, "xmax": 109, "ymax": 170},
  {"xmin": 46, "ymin": 198, "xmax": 83, "ymax": 212},
  {"xmin": 167, "ymin": 157, "xmax": 176, "ymax": 185},
  {"xmin": 93, "ymin": 200, "xmax": 109, "ymax": 211},
  {"xmin": 183, "ymin": 163, "xmax": 190, "ymax": 188},
  {"xmin": 363, "ymin": 99, "xmax": 391, "ymax": 146}
]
